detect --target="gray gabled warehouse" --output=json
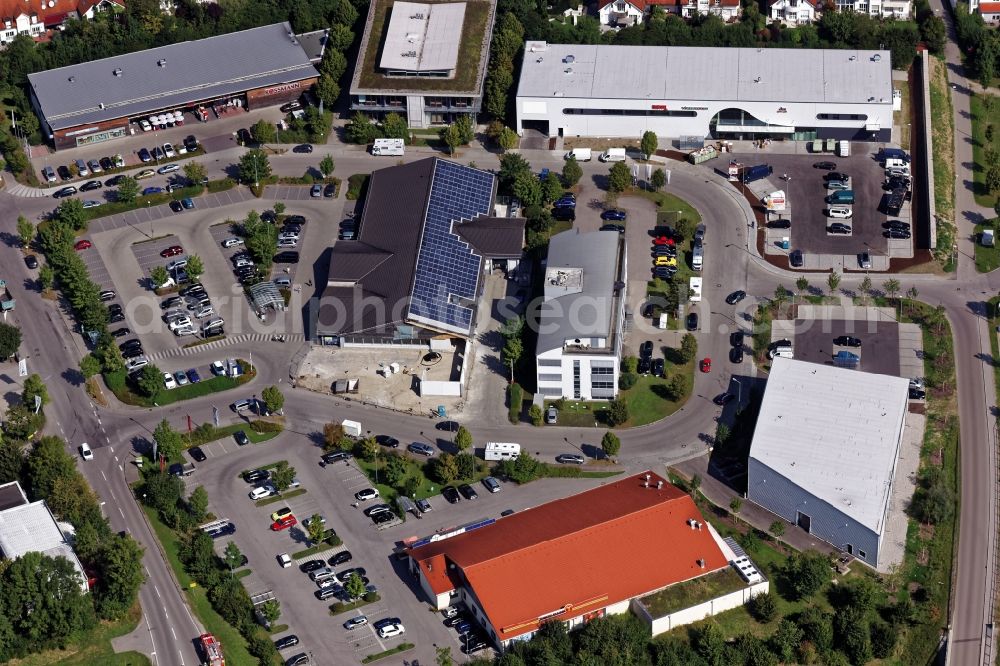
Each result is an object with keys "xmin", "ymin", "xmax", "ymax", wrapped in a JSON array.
[{"xmin": 746, "ymin": 358, "xmax": 909, "ymax": 569}]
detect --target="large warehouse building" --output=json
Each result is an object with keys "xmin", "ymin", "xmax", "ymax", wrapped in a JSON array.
[
  {"xmin": 28, "ymin": 22, "xmax": 319, "ymax": 150},
  {"xmin": 515, "ymin": 42, "xmax": 893, "ymax": 142},
  {"xmin": 746, "ymin": 358, "xmax": 910, "ymax": 569}
]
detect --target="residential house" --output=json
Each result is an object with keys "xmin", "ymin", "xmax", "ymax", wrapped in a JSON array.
[{"xmin": 769, "ymin": 0, "xmax": 818, "ymax": 24}]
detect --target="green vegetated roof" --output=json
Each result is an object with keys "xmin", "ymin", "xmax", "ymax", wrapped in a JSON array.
[
  {"xmin": 639, "ymin": 566, "xmax": 747, "ymax": 618},
  {"xmin": 353, "ymin": 0, "xmax": 494, "ymax": 94}
]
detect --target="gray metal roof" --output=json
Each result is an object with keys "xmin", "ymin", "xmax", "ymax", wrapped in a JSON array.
[
  {"xmin": 249, "ymin": 281, "xmax": 285, "ymax": 312},
  {"xmin": 536, "ymin": 230, "xmax": 622, "ymax": 354},
  {"xmin": 296, "ymin": 29, "xmax": 329, "ymax": 63},
  {"xmin": 0, "ymin": 498, "xmax": 87, "ymax": 589},
  {"xmin": 749, "ymin": 358, "xmax": 909, "ymax": 533},
  {"xmin": 0, "ymin": 481, "xmax": 27, "ymax": 511},
  {"xmin": 516, "ymin": 42, "xmax": 893, "ymax": 106},
  {"xmin": 380, "ymin": 1, "xmax": 465, "ymax": 73},
  {"xmin": 29, "ymin": 22, "xmax": 317, "ymax": 131}
]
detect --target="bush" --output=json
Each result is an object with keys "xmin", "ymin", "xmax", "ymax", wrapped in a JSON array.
[
  {"xmin": 605, "ymin": 398, "xmax": 629, "ymax": 426},
  {"xmin": 748, "ymin": 591, "xmax": 777, "ymax": 623},
  {"xmin": 508, "ymin": 383, "xmax": 523, "ymax": 424},
  {"xmin": 249, "ymin": 419, "xmax": 283, "ymax": 433},
  {"xmin": 246, "ymin": 628, "xmax": 280, "ymax": 661},
  {"xmin": 346, "ymin": 174, "xmax": 369, "ymax": 200},
  {"xmin": 495, "ymin": 450, "xmax": 543, "ymax": 484},
  {"xmin": 528, "ymin": 404, "xmax": 543, "ymax": 426},
  {"xmin": 619, "ymin": 372, "xmax": 637, "ymax": 390},
  {"xmin": 782, "ymin": 551, "xmax": 831, "ymax": 600}
]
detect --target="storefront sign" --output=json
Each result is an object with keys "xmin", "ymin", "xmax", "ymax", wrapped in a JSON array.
[
  {"xmin": 75, "ymin": 127, "xmax": 128, "ymax": 147},
  {"xmin": 651, "ymin": 104, "xmax": 667, "ymax": 111},
  {"xmin": 262, "ymin": 82, "xmax": 303, "ymax": 96},
  {"xmin": 682, "ymin": 106, "xmax": 708, "ymax": 111}
]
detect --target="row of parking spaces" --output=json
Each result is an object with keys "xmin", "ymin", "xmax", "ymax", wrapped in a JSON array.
[
  {"xmin": 264, "ymin": 184, "xmax": 336, "ymax": 201},
  {"xmin": 85, "ymin": 187, "xmax": 257, "ymax": 234}
]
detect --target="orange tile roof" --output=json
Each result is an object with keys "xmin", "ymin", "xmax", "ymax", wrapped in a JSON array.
[
  {"xmin": 980, "ymin": 1, "xmax": 1000, "ymax": 11},
  {"xmin": 409, "ymin": 472, "xmax": 729, "ymax": 641}
]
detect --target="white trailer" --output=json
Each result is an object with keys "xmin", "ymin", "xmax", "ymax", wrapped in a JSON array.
[
  {"xmin": 342, "ymin": 419, "xmax": 362, "ymax": 437},
  {"xmin": 484, "ymin": 442, "xmax": 521, "ymax": 461},
  {"xmin": 371, "ymin": 138, "xmax": 405, "ymax": 156}
]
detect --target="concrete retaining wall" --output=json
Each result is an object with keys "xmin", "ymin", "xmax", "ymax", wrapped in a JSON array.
[{"xmin": 633, "ymin": 580, "xmax": 770, "ymax": 637}]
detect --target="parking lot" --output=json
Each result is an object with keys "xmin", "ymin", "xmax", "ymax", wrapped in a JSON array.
[
  {"xmin": 188, "ymin": 428, "xmax": 615, "ymax": 664},
  {"xmin": 774, "ymin": 317, "xmax": 902, "ymax": 376},
  {"xmin": 724, "ymin": 149, "xmax": 907, "ymax": 257}
]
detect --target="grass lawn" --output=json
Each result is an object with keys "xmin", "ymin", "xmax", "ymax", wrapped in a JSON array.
[
  {"xmin": 975, "ymin": 222, "xmax": 1000, "ymax": 272},
  {"xmin": 929, "ymin": 57, "xmax": 956, "ymax": 269},
  {"xmin": 291, "ymin": 540, "xmax": 336, "ymax": 559},
  {"xmin": 895, "ymin": 79, "xmax": 912, "ymax": 151},
  {"xmin": 255, "ymin": 488, "xmax": 306, "ymax": 507},
  {"xmin": 355, "ymin": 452, "xmax": 488, "ymax": 502},
  {"xmin": 330, "ymin": 593, "xmax": 383, "ymax": 616},
  {"xmin": 184, "ymin": 422, "xmax": 280, "ymax": 448},
  {"xmin": 362, "ymin": 642, "xmax": 415, "ymax": 664},
  {"xmin": 640, "ymin": 567, "xmax": 747, "ymax": 617},
  {"xmin": 971, "ymin": 93, "xmax": 1000, "ymax": 208},
  {"xmin": 11, "ymin": 604, "xmax": 150, "ymax": 666},
  {"xmin": 103, "ymin": 361, "xmax": 255, "ymax": 407}
]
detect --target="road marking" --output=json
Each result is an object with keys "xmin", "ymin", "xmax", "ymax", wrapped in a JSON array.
[
  {"xmin": 170, "ymin": 625, "xmax": 176, "ymax": 641},
  {"xmin": 153, "ymin": 584, "xmax": 162, "ymax": 599},
  {"xmin": 178, "ymin": 649, "xmax": 184, "ymax": 666},
  {"xmin": 101, "ymin": 470, "xmax": 107, "ymax": 481},
  {"xmin": 118, "ymin": 507, "xmax": 125, "ymax": 519}
]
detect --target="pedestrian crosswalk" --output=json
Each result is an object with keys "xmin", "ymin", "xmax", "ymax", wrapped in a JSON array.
[
  {"xmin": 146, "ymin": 332, "xmax": 304, "ymax": 361},
  {"xmin": 5, "ymin": 180, "xmax": 50, "ymax": 198}
]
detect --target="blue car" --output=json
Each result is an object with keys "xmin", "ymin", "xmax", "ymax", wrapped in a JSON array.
[
  {"xmin": 553, "ymin": 197, "xmax": 575, "ymax": 209},
  {"xmin": 142, "ymin": 186, "xmax": 164, "ymax": 195},
  {"xmin": 187, "ymin": 368, "xmax": 201, "ymax": 383},
  {"xmin": 600, "ymin": 209, "xmax": 627, "ymax": 221},
  {"xmin": 181, "ymin": 197, "xmax": 194, "ymax": 209}
]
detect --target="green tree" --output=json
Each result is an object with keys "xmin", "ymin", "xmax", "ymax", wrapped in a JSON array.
[
  {"xmin": 783, "ymin": 551, "xmax": 832, "ymax": 600},
  {"xmin": 651, "ymin": 168, "xmax": 666, "ymax": 190},
  {"xmin": 323, "ymin": 423, "xmax": 345, "ymax": 450},
  {"xmin": 94, "ymin": 533, "xmax": 145, "ymax": 620},
  {"xmin": 562, "ymin": 156, "xmax": 583, "ymax": 186},
  {"xmin": 238, "ymin": 149, "xmax": 271, "ymax": 185},
  {"xmin": 116, "ymin": 175, "xmax": 139, "ymax": 204},
  {"xmin": 359, "ymin": 436, "xmax": 379, "ymax": 462},
  {"xmin": 769, "ymin": 520, "xmax": 785, "ymax": 538},
  {"xmin": 345, "ymin": 112, "xmax": 379, "ymax": 144},
  {"xmin": 769, "ymin": 618, "xmax": 803, "ymax": 663},
  {"xmin": 870, "ymin": 620, "xmax": 897, "ymax": 658},
  {"xmin": 528, "ymin": 404, "xmax": 543, "ymax": 426},
  {"xmin": 0, "ymin": 551, "xmax": 95, "ymax": 646},
  {"xmin": 140, "ymin": 471, "xmax": 183, "ymax": 516},
  {"xmin": 541, "ymin": 171, "xmax": 562, "ymax": 204},
  {"xmin": 150, "ymin": 265, "xmax": 169, "ymax": 289},
  {"xmin": 152, "ymin": 419, "xmax": 183, "ymax": 462},
  {"xmin": 0, "ymin": 439, "xmax": 25, "ymax": 485},
  {"xmin": 860, "ymin": 275, "xmax": 873, "ymax": 302},
  {"xmin": 223, "ymin": 541, "xmax": 244, "ymax": 573},
  {"xmin": 185, "ymin": 254, "xmax": 204, "ymax": 282},
  {"xmin": 730, "ymin": 496, "xmax": 743, "ymax": 521},
  {"xmin": 4, "ymin": 403, "xmax": 41, "ymax": 440},
  {"xmin": 344, "ymin": 572, "xmax": 367, "ymax": 600},
  {"xmin": 441, "ymin": 122, "xmax": 463, "ymax": 155},
  {"xmin": 601, "ymin": 430, "xmax": 621, "ymax": 458},
  {"xmin": 455, "ymin": 115, "xmax": 475, "ymax": 145},
  {"xmin": 836, "ymin": 606, "xmax": 872, "ymax": 665},
  {"xmin": 187, "ymin": 486, "xmax": 209, "ymax": 522},
  {"xmin": 497, "ymin": 126, "xmax": 518, "ymax": 151},
  {"xmin": 606, "ymin": 398, "xmax": 629, "ymax": 427},
  {"xmin": 883, "ymin": 278, "xmax": 901, "ymax": 300},
  {"xmin": 25, "ymin": 436, "xmax": 75, "ymax": 499},
  {"xmin": 261, "ymin": 386, "xmax": 284, "ymax": 414},
  {"xmin": 16, "ymin": 215, "xmax": 33, "ymax": 248},
  {"xmin": 384, "ymin": 455, "xmax": 409, "ymax": 488},
  {"xmin": 0, "ymin": 322, "xmax": 22, "ymax": 359},
  {"xmin": 381, "ymin": 112, "xmax": 409, "ymax": 140},
  {"xmin": 454, "ymin": 425, "xmax": 472, "ymax": 452},
  {"xmin": 496, "ymin": 450, "xmax": 543, "ymax": 484},
  {"xmin": 795, "ymin": 277, "xmax": 809, "ymax": 295},
  {"xmin": 273, "ymin": 202, "xmax": 286, "ymax": 217},
  {"xmin": 680, "ymin": 332, "xmax": 698, "ymax": 362},
  {"xmin": 692, "ymin": 621, "xmax": 727, "ymax": 666},
  {"xmin": 251, "ymin": 119, "xmax": 276, "ymax": 145},
  {"xmin": 182, "ymin": 161, "xmax": 206, "ymax": 186},
  {"xmin": 270, "ymin": 461, "xmax": 296, "ymax": 491},
  {"xmin": 48, "ymin": 474, "xmax": 100, "ymax": 526},
  {"xmin": 608, "ymin": 161, "xmax": 631, "ymax": 192},
  {"xmin": 434, "ymin": 453, "xmax": 460, "ymax": 484},
  {"xmin": 503, "ymin": 336, "xmax": 523, "ymax": 382},
  {"xmin": 715, "ymin": 423, "xmax": 731, "ymax": 446},
  {"xmin": 307, "ymin": 513, "xmax": 326, "ymax": 544},
  {"xmin": 455, "ymin": 452, "xmax": 477, "ymax": 479},
  {"xmin": 56, "ymin": 198, "xmax": 87, "ymax": 231},
  {"xmin": 210, "ymin": 576, "xmax": 252, "ymax": 627},
  {"xmin": 748, "ymin": 591, "xmax": 777, "ymax": 622},
  {"xmin": 79, "ymin": 353, "xmax": 101, "ymax": 379},
  {"xmin": 827, "ymin": 270, "xmax": 841, "ymax": 295},
  {"xmin": 436, "ymin": 646, "xmax": 454, "ymax": 666},
  {"xmin": 38, "ymin": 264, "xmax": 54, "ymax": 291},
  {"xmin": 260, "ymin": 599, "xmax": 281, "ymax": 624},
  {"xmin": 640, "ymin": 130, "xmax": 658, "ymax": 158},
  {"xmin": 498, "ymin": 153, "xmax": 532, "ymax": 192},
  {"xmin": 513, "ymin": 171, "xmax": 542, "ymax": 207},
  {"xmin": 315, "ymin": 74, "xmax": 340, "ymax": 108},
  {"xmin": 319, "ymin": 154, "xmax": 335, "ymax": 178}
]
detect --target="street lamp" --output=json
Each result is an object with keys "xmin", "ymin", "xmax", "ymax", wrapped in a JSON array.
[{"xmin": 733, "ymin": 377, "xmax": 743, "ymax": 407}]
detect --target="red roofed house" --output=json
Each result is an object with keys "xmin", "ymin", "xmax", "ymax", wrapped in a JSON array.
[
  {"xmin": 407, "ymin": 471, "xmax": 765, "ymax": 648},
  {"xmin": 0, "ymin": 0, "xmax": 123, "ymax": 45},
  {"xmin": 979, "ymin": 1, "xmax": 1000, "ymax": 22},
  {"xmin": 599, "ymin": 0, "xmax": 740, "ymax": 25}
]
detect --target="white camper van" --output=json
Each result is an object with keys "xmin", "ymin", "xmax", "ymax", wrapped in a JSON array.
[
  {"xmin": 484, "ymin": 442, "xmax": 521, "ymax": 461},
  {"xmin": 371, "ymin": 138, "xmax": 405, "ymax": 156}
]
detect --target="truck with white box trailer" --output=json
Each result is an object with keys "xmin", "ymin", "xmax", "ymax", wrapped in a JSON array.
[{"xmin": 599, "ymin": 148, "xmax": 626, "ymax": 162}]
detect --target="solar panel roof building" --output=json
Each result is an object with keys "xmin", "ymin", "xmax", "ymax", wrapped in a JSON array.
[{"xmin": 747, "ymin": 358, "xmax": 909, "ymax": 569}]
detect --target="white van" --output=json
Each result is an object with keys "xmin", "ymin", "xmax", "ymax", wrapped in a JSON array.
[
  {"xmin": 371, "ymin": 138, "xmax": 404, "ymax": 156},
  {"xmin": 689, "ymin": 277, "xmax": 703, "ymax": 302},
  {"xmin": 837, "ymin": 140, "xmax": 850, "ymax": 157},
  {"xmin": 768, "ymin": 346, "xmax": 794, "ymax": 359},
  {"xmin": 484, "ymin": 442, "xmax": 521, "ymax": 461},
  {"xmin": 599, "ymin": 148, "xmax": 626, "ymax": 162},
  {"xmin": 564, "ymin": 148, "xmax": 592, "ymax": 162}
]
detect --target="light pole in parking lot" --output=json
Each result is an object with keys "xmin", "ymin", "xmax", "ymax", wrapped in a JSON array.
[{"xmin": 733, "ymin": 377, "xmax": 743, "ymax": 410}]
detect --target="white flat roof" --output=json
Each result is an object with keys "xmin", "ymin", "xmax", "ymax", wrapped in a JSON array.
[
  {"xmin": 0, "ymin": 500, "xmax": 86, "ymax": 589},
  {"xmin": 380, "ymin": 1, "xmax": 466, "ymax": 73},
  {"xmin": 517, "ymin": 42, "xmax": 893, "ymax": 106},
  {"xmin": 750, "ymin": 358, "xmax": 909, "ymax": 533}
]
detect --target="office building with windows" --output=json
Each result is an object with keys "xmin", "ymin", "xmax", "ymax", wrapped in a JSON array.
[
  {"xmin": 534, "ymin": 229, "xmax": 626, "ymax": 401},
  {"xmin": 515, "ymin": 41, "xmax": 893, "ymax": 142}
]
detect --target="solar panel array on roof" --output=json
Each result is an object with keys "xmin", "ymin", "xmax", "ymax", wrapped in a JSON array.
[{"xmin": 407, "ymin": 160, "xmax": 493, "ymax": 334}]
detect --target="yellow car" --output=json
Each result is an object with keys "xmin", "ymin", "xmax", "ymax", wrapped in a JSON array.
[
  {"xmin": 654, "ymin": 256, "xmax": 677, "ymax": 267},
  {"xmin": 135, "ymin": 169, "xmax": 156, "ymax": 180}
]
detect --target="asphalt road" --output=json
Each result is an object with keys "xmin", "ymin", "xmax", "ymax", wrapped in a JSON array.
[{"xmin": 0, "ymin": 96, "xmax": 996, "ymax": 665}]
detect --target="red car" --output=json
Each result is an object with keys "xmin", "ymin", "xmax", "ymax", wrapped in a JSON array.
[
  {"xmin": 652, "ymin": 236, "xmax": 675, "ymax": 246},
  {"xmin": 160, "ymin": 245, "xmax": 184, "ymax": 258},
  {"xmin": 700, "ymin": 358, "xmax": 712, "ymax": 373},
  {"xmin": 74, "ymin": 239, "xmax": 92, "ymax": 251},
  {"xmin": 271, "ymin": 515, "xmax": 297, "ymax": 531}
]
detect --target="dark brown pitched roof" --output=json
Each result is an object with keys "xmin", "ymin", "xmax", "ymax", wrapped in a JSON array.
[{"xmin": 455, "ymin": 216, "xmax": 525, "ymax": 258}]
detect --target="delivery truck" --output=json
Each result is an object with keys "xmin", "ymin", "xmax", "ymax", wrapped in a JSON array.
[
  {"xmin": 599, "ymin": 148, "xmax": 626, "ymax": 162},
  {"xmin": 564, "ymin": 148, "xmax": 592, "ymax": 162},
  {"xmin": 371, "ymin": 138, "xmax": 405, "ymax": 156}
]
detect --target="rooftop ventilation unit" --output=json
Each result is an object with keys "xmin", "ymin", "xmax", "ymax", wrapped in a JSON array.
[
  {"xmin": 872, "ymin": 54, "xmax": 881, "ymax": 62},
  {"xmin": 157, "ymin": 59, "xmax": 166, "ymax": 67},
  {"xmin": 563, "ymin": 54, "xmax": 575, "ymax": 64},
  {"xmin": 113, "ymin": 68, "xmax": 122, "ymax": 77},
  {"xmin": 68, "ymin": 76, "xmax": 75, "ymax": 82},
  {"xmin": 564, "ymin": 67, "xmax": 572, "ymax": 74}
]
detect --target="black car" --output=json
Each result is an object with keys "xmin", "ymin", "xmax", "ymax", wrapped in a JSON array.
[
  {"xmin": 713, "ymin": 392, "xmax": 736, "ymax": 406},
  {"xmin": 652, "ymin": 245, "xmax": 677, "ymax": 257},
  {"xmin": 121, "ymin": 346, "xmax": 145, "ymax": 359},
  {"xmin": 640, "ymin": 341, "xmax": 653, "ymax": 359},
  {"xmin": 729, "ymin": 346, "xmax": 744, "ymax": 364},
  {"xmin": 282, "ymin": 223, "xmax": 302, "ymax": 234},
  {"xmin": 789, "ymin": 250, "xmax": 803, "ymax": 268},
  {"xmin": 909, "ymin": 387, "xmax": 926, "ymax": 400},
  {"xmin": 462, "ymin": 636, "xmax": 490, "ymax": 654},
  {"xmin": 189, "ymin": 447, "xmax": 206, "ymax": 462},
  {"xmin": 813, "ymin": 161, "xmax": 836, "ymax": 170},
  {"xmin": 234, "ymin": 430, "xmax": 250, "ymax": 446},
  {"xmin": 243, "ymin": 468, "xmax": 269, "ymax": 483},
  {"xmin": 884, "ymin": 228, "xmax": 911, "ymax": 239},
  {"xmin": 766, "ymin": 219, "xmax": 791, "ymax": 229},
  {"xmin": 179, "ymin": 283, "xmax": 204, "ymax": 297},
  {"xmin": 161, "ymin": 298, "xmax": 184, "ymax": 311},
  {"xmin": 24, "ymin": 255, "xmax": 38, "ymax": 269},
  {"xmin": 600, "ymin": 224, "xmax": 625, "ymax": 233},
  {"xmin": 57, "ymin": 165, "xmax": 72, "ymax": 181},
  {"xmin": 686, "ymin": 312, "xmax": 698, "ymax": 331},
  {"xmin": 651, "ymin": 358, "xmax": 664, "ymax": 377},
  {"xmin": 600, "ymin": 209, "xmax": 627, "ymax": 221},
  {"xmin": 237, "ymin": 128, "xmax": 254, "ymax": 145},
  {"xmin": 183, "ymin": 135, "xmax": 198, "ymax": 152},
  {"xmin": 109, "ymin": 312, "xmax": 126, "ymax": 323},
  {"xmin": 273, "ymin": 635, "xmax": 300, "ymax": 650},
  {"xmin": 111, "ymin": 327, "xmax": 130, "ymax": 338},
  {"xmin": 105, "ymin": 174, "xmax": 124, "ymax": 187},
  {"xmin": 653, "ymin": 267, "xmax": 676, "ymax": 280},
  {"xmin": 328, "ymin": 550, "xmax": 353, "ymax": 566},
  {"xmin": 884, "ymin": 220, "xmax": 910, "ymax": 230},
  {"xmin": 322, "ymin": 451, "xmax": 352, "ymax": 464},
  {"xmin": 315, "ymin": 587, "xmax": 338, "ymax": 601},
  {"xmin": 769, "ymin": 338, "xmax": 792, "ymax": 350},
  {"xmin": 444, "ymin": 615, "xmax": 470, "ymax": 628},
  {"xmin": 286, "ymin": 215, "xmax": 306, "ymax": 226},
  {"xmin": 273, "ymin": 251, "xmax": 300, "ymax": 263},
  {"xmin": 725, "ymin": 290, "xmax": 746, "ymax": 305},
  {"xmin": 280, "ymin": 100, "xmax": 303, "ymax": 113},
  {"xmin": 207, "ymin": 522, "xmax": 235, "ymax": 539},
  {"xmin": 293, "ymin": 144, "xmax": 314, "ymax": 153},
  {"xmin": 730, "ymin": 330, "xmax": 744, "ymax": 348},
  {"xmin": 169, "ymin": 200, "xmax": 183, "ymax": 213},
  {"xmin": 108, "ymin": 303, "xmax": 123, "ymax": 316},
  {"xmin": 119, "ymin": 339, "xmax": 142, "ymax": 352},
  {"xmin": 442, "ymin": 486, "xmax": 461, "ymax": 503},
  {"xmin": 458, "ymin": 483, "xmax": 478, "ymax": 500},
  {"xmin": 637, "ymin": 358, "xmax": 651, "ymax": 375},
  {"xmin": 138, "ymin": 148, "xmax": 152, "ymax": 163},
  {"xmin": 828, "ymin": 223, "xmax": 852, "ymax": 234},
  {"xmin": 53, "ymin": 186, "xmax": 77, "ymax": 198},
  {"xmin": 299, "ymin": 559, "xmax": 325, "ymax": 573},
  {"xmin": 375, "ymin": 435, "xmax": 399, "ymax": 448},
  {"xmin": 80, "ymin": 180, "xmax": 102, "ymax": 192},
  {"xmin": 324, "ymin": 183, "xmax": 336, "ymax": 197},
  {"xmin": 833, "ymin": 335, "xmax": 862, "ymax": 347},
  {"xmin": 551, "ymin": 207, "xmax": 575, "ymax": 222},
  {"xmin": 825, "ymin": 171, "xmax": 849, "ymax": 182}
]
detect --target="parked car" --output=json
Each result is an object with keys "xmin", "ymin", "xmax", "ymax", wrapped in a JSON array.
[
  {"xmin": 328, "ymin": 550, "xmax": 353, "ymax": 566},
  {"xmin": 442, "ymin": 486, "xmax": 461, "ymax": 503},
  {"xmin": 555, "ymin": 454, "xmax": 585, "ymax": 465},
  {"xmin": 24, "ymin": 255, "xmax": 38, "ymax": 269},
  {"xmin": 686, "ymin": 312, "xmax": 698, "ymax": 331},
  {"xmin": 827, "ymin": 207, "xmax": 852, "ymax": 219},
  {"xmin": 458, "ymin": 484, "xmax": 478, "ymax": 500},
  {"xmin": 545, "ymin": 405, "xmax": 558, "ymax": 424},
  {"xmin": 80, "ymin": 179, "xmax": 102, "ymax": 192},
  {"xmin": 813, "ymin": 161, "xmax": 836, "ymax": 170},
  {"xmin": 273, "ymin": 635, "xmax": 300, "ymax": 650},
  {"xmin": 713, "ymin": 392, "xmax": 736, "ymax": 406},
  {"xmin": 189, "ymin": 447, "xmax": 206, "ymax": 462},
  {"xmin": 725, "ymin": 290, "xmax": 746, "ymax": 305},
  {"xmin": 828, "ymin": 223, "xmax": 852, "ymax": 234},
  {"xmin": 54, "ymin": 186, "xmax": 77, "ymax": 198},
  {"xmin": 789, "ymin": 250, "xmax": 803, "ymax": 267},
  {"xmin": 344, "ymin": 616, "xmax": 369, "ymax": 630},
  {"xmin": 833, "ymin": 336, "xmax": 862, "ymax": 347},
  {"xmin": 600, "ymin": 209, "xmax": 627, "ymax": 221},
  {"xmin": 355, "ymin": 488, "xmax": 379, "ymax": 501},
  {"xmin": 407, "ymin": 442, "xmax": 435, "ymax": 456}
]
